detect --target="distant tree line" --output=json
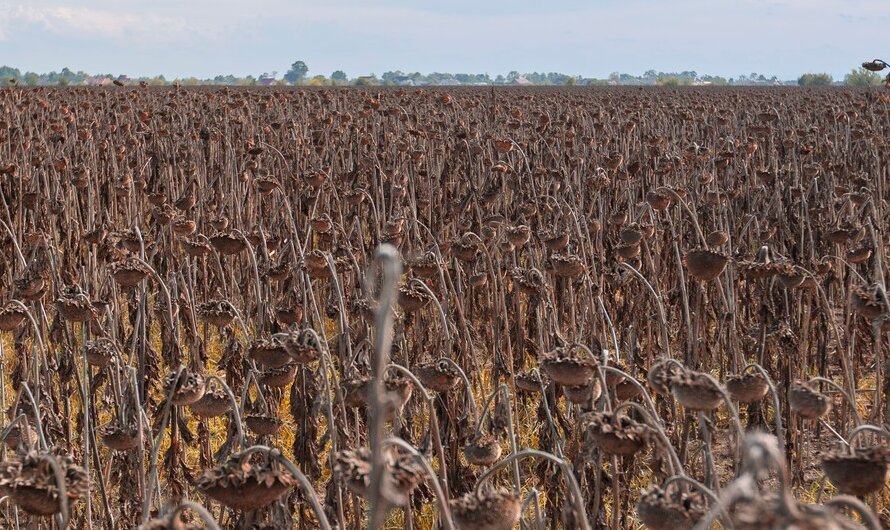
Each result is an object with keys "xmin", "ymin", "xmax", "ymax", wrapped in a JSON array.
[{"xmin": 0, "ymin": 62, "xmax": 880, "ymax": 87}]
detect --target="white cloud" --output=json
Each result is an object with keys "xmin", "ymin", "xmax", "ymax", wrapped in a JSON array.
[{"xmin": 0, "ymin": 2, "xmax": 213, "ymax": 42}]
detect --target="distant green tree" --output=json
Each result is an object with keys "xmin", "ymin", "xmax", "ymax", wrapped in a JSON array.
[
  {"xmin": 844, "ymin": 68, "xmax": 881, "ymax": 86},
  {"xmin": 353, "ymin": 75, "xmax": 379, "ymax": 86},
  {"xmin": 524, "ymin": 72, "xmax": 547, "ymax": 84},
  {"xmin": 308, "ymin": 75, "xmax": 329, "ymax": 86},
  {"xmin": 656, "ymin": 75, "xmax": 691, "ymax": 86},
  {"xmin": 620, "ymin": 73, "xmax": 642, "ymax": 85},
  {"xmin": 331, "ymin": 70, "xmax": 348, "ymax": 84},
  {"xmin": 427, "ymin": 72, "xmax": 454, "ymax": 84},
  {"xmin": 213, "ymin": 75, "xmax": 238, "ymax": 85},
  {"xmin": 0, "ymin": 66, "xmax": 21, "ymax": 85},
  {"xmin": 284, "ymin": 61, "xmax": 309, "ymax": 84},
  {"xmin": 382, "ymin": 71, "xmax": 405, "ymax": 84},
  {"xmin": 543, "ymin": 72, "xmax": 558, "ymax": 84},
  {"xmin": 797, "ymin": 73, "xmax": 834, "ymax": 86},
  {"xmin": 59, "ymin": 67, "xmax": 73, "ymax": 84}
]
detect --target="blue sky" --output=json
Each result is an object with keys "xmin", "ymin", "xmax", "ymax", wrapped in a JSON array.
[{"xmin": 0, "ymin": 0, "xmax": 887, "ymax": 79}]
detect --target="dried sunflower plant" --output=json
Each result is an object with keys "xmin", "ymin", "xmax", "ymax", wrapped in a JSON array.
[{"xmin": 0, "ymin": 79, "xmax": 886, "ymax": 529}]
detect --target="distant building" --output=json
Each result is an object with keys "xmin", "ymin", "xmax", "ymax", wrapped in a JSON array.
[{"xmin": 512, "ymin": 76, "xmax": 533, "ymax": 86}]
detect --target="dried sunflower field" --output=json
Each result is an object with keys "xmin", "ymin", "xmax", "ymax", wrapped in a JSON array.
[{"xmin": 0, "ymin": 85, "xmax": 889, "ymax": 529}]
